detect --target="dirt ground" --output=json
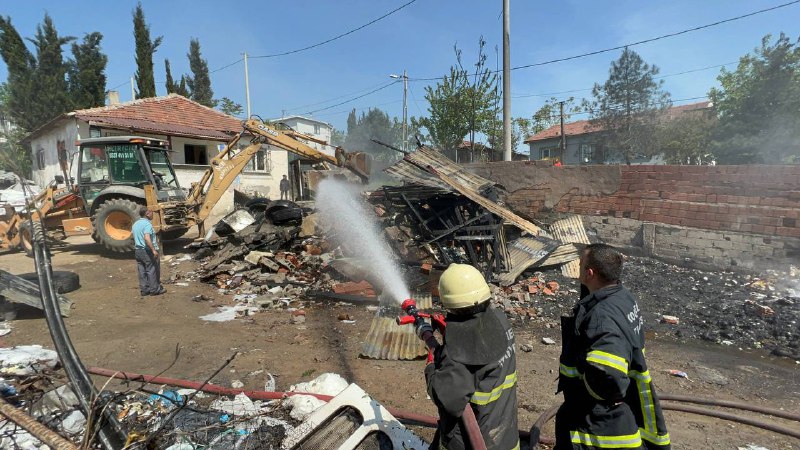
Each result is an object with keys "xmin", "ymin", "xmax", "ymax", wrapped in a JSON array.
[{"xmin": 1, "ymin": 235, "xmax": 798, "ymax": 449}]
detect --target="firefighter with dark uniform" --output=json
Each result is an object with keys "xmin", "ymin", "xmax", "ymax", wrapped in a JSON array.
[
  {"xmin": 556, "ymin": 244, "xmax": 670, "ymax": 449},
  {"xmin": 415, "ymin": 263, "xmax": 520, "ymax": 450}
]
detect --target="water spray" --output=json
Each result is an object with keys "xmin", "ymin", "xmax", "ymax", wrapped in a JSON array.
[{"xmin": 315, "ymin": 178, "xmax": 410, "ymax": 303}]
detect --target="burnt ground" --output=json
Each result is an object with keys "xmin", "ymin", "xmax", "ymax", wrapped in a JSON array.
[{"xmin": 0, "ymin": 236, "xmax": 798, "ymax": 449}]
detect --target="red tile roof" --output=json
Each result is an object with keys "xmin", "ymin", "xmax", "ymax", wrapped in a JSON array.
[
  {"xmin": 73, "ymin": 94, "xmax": 242, "ymax": 141},
  {"xmin": 524, "ymin": 119, "xmax": 604, "ymax": 143},
  {"xmin": 524, "ymin": 101, "xmax": 713, "ymax": 143}
]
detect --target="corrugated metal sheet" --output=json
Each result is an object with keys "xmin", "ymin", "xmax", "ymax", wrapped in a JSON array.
[
  {"xmin": 384, "ymin": 146, "xmax": 496, "ymax": 192},
  {"xmin": 549, "ymin": 216, "xmax": 590, "ymax": 278},
  {"xmin": 498, "ymin": 237, "xmax": 555, "ymax": 286},
  {"xmin": 360, "ymin": 293, "xmax": 434, "ymax": 360}
]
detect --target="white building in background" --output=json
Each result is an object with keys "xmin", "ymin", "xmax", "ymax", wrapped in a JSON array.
[{"xmin": 22, "ymin": 94, "xmax": 289, "ymax": 216}]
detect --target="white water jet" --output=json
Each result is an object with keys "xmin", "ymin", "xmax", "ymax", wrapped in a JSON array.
[{"xmin": 316, "ymin": 178, "xmax": 410, "ymax": 303}]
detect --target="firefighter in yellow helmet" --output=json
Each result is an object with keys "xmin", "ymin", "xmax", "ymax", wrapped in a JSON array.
[{"xmin": 416, "ymin": 264, "xmax": 519, "ymax": 450}]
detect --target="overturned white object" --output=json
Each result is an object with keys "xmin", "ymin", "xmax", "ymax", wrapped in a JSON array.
[
  {"xmin": 282, "ymin": 383, "xmax": 427, "ymax": 450},
  {"xmin": 0, "ymin": 345, "xmax": 58, "ymax": 376},
  {"xmin": 210, "ymin": 392, "xmax": 259, "ymax": 417}
]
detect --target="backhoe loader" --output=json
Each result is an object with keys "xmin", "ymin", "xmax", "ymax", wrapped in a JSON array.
[{"xmin": 0, "ymin": 118, "xmax": 370, "ymax": 255}]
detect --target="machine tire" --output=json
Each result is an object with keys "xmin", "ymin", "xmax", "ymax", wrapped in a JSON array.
[
  {"xmin": 17, "ymin": 270, "xmax": 81, "ymax": 294},
  {"xmin": 91, "ymin": 198, "xmax": 141, "ymax": 252},
  {"xmin": 18, "ymin": 221, "xmax": 45, "ymax": 258}
]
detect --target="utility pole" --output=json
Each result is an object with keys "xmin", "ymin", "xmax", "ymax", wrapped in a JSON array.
[
  {"xmin": 243, "ymin": 52, "xmax": 251, "ymax": 119},
  {"xmin": 502, "ymin": 0, "xmax": 512, "ymax": 161},
  {"xmin": 402, "ymin": 70, "xmax": 408, "ymax": 153},
  {"xmin": 559, "ymin": 101, "xmax": 566, "ymax": 158},
  {"xmin": 130, "ymin": 76, "xmax": 136, "ymax": 101}
]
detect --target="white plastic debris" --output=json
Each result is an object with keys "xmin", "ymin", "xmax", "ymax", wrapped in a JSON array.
[
  {"xmin": 60, "ymin": 410, "xmax": 86, "ymax": 434},
  {"xmin": 284, "ymin": 394, "xmax": 327, "ymax": 421},
  {"xmin": 0, "ymin": 345, "xmax": 58, "ymax": 376},
  {"xmin": 210, "ymin": 392, "xmax": 259, "ymax": 417},
  {"xmin": 737, "ymin": 446, "xmax": 770, "ymax": 450},
  {"xmin": 231, "ymin": 379, "xmax": 244, "ymax": 389},
  {"xmin": 265, "ymin": 373, "xmax": 276, "ymax": 391},
  {"xmin": 542, "ymin": 337, "xmax": 556, "ymax": 345},
  {"xmin": 290, "ymin": 373, "xmax": 348, "ymax": 396}
]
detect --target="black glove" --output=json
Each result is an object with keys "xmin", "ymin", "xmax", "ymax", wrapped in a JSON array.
[{"xmin": 415, "ymin": 316, "xmax": 433, "ymax": 339}]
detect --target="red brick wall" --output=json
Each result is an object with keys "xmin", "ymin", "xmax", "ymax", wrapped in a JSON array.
[{"xmin": 471, "ymin": 164, "xmax": 800, "ymax": 239}]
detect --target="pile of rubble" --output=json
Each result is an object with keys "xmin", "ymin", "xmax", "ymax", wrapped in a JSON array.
[{"xmin": 0, "ymin": 347, "xmax": 424, "ymax": 449}]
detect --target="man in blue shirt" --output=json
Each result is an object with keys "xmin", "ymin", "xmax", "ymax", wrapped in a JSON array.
[{"xmin": 132, "ymin": 206, "xmax": 165, "ymax": 296}]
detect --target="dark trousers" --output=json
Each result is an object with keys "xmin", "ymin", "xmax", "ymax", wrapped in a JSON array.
[
  {"xmin": 280, "ymin": 189, "xmax": 289, "ymax": 200},
  {"xmin": 135, "ymin": 248, "xmax": 162, "ymax": 295}
]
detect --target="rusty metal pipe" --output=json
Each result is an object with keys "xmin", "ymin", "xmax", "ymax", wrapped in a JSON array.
[{"xmin": 0, "ymin": 397, "xmax": 79, "ymax": 450}]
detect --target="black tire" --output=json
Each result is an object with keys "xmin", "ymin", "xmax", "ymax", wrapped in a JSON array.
[
  {"xmin": 265, "ymin": 200, "xmax": 303, "ymax": 225},
  {"xmin": 91, "ymin": 198, "xmax": 141, "ymax": 252},
  {"xmin": 244, "ymin": 198, "xmax": 271, "ymax": 224},
  {"xmin": 18, "ymin": 270, "xmax": 81, "ymax": 294},
  {"xmin": 18, "ymin": 221, "xmax": 44, "ymax": 258}
]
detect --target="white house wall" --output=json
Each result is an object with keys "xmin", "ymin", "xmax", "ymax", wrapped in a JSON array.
[{"xmin": 29, "ymin": 118, "xmax": 79, "ymax": 188}]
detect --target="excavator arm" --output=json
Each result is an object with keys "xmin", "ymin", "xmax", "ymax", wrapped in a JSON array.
[
  {"xmin": 187, "ymin": 118, "xmax": 370, "ymax": 225},
  {"xmin": 242, "ymin": 119, "xmax": 370, "ymax": 182}
]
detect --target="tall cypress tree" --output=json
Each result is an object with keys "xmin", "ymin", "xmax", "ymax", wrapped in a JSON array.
[
  {"xmin": 0, "ymin": 16, "xmax": 37, "ymax": 131},
  {"xmin": 133, "ymin": 2, "xmax": 162, "ymax": 98},
  {"xmin": 186, "ymin": 38, "xmax": 216, "ymax": 107},
  {"xmin": 68, "ymin": 32, "xmax": 107, "ymax": 109},
  {"xmin": 28, "ymin": 14, "xmax": 74, "ymax": 129},
  {"xmin": 164, "ymin": 58, "xmax": 191, "ymax": 97},
  {"xmin": 346, "ymin": 108, "xmax": 357, "ymax": 135}
]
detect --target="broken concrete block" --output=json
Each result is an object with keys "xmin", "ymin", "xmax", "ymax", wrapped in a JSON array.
[{"xmin": 244, "ymin": 250, "xmax": 273, "ymax": 265}]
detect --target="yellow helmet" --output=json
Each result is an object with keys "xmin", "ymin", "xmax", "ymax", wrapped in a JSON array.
[{"xmin": 438, "ymin": 264, "xmax": 492, "ymax": 310}]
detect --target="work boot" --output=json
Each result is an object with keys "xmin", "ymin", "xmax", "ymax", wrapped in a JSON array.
[{"xmin": 151, "ymin": 287, "xmax": 167, "ymax": 296}]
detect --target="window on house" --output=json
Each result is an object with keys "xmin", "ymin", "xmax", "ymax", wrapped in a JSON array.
[
  {"xmin": 183, "ymin": 144, "xmax": 207, "ymax": 165},
  {"xmin": 541, "ymin": 147, "xmax": 559, "ymax": 159},
  {"xmin": 580, "ymin": 144, "xmax": 595, "ymax": 163},
  {"xmin": 89, "ymin": 126, "xmax": 102, "ymax": 138},
  {"xmin": 36, "ymin": 148, "xmax": 45, "ymax": 170},
  {"xmin": 313, "ymin": 124, "xmax": 321, "ymax": 135},
  {"xmin": 245, "ymin": 149, "xmax": 272, "ymax": 174}
]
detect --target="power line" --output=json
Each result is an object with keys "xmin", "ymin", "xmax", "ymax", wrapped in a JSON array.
[
  {"xmin": 210, "ymin": 58, "xmax": 243, "ymax": 74},
  {"xmin": 306, "ymin": 81, "xmax": 400, "ymax": 114},
  {"xmin": 511, "ymin": 61, "xmax": 738, "ymax": 99},
  {"xmin": 283, "ymin": 80, "xmax": 400, "ymax": 113},
  {"xmin": 250, "ymin": 0, "xmax": 417, "ymax": 59},
  {"xmin": 410, "ymin": 1, "xmax": 800, "ymax": 81}
]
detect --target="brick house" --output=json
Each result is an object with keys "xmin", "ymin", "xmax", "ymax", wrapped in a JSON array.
[{"xmin": 525, "ymin": 101, "xmax": 714, "ymax": 165}]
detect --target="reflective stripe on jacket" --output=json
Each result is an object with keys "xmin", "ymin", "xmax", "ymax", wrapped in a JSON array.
[
  {"xmin": 555, "ymin": 285, "xmax": 670, "ymax": 450},
  {"xmin": 425, "ymin": 307, "xmax": 520, "ymax": 450}
]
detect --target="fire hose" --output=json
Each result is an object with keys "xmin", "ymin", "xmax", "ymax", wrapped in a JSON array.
[{"xmin": 26, "ymin": 201, "xmax": 128, "ymax": 449}]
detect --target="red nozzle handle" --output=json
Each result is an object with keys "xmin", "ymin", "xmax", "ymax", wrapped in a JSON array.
[{"xmin": 400, "ymin": 298, "xmax": 416, "ymax": 312}]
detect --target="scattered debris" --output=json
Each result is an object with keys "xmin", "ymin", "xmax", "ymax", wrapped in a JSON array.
[
  {"xmin": 661, "ymin": 315, "xmax": 680, "ymax": 325},
  {"xmin": 667, "ymin": 370, "xmax": 690, "ymax": 380},
  {"xmin": 541, "ymin": 337, "xmax": 556, "ymax": 345},
  {"xmin": 0, "ymin": 345, "xmax": 59, "ymax": 376}
]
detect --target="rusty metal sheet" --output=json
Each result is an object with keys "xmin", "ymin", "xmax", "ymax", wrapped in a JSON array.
[
  {"xmin": 360, "ymin": 293, "xmax": 433, "ymax": 360},
  {"xmin": 549, "ymin": 216, "xmax": 589, "ymax": 278},
  {"xmin": 497, "ymin": 237, "xmax": 558, "ymax": 286}
]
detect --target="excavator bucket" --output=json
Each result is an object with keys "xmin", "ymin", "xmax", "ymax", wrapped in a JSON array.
[{"xmin": 347, "ymin": 152, "xmax": 372, "ymax": 182}]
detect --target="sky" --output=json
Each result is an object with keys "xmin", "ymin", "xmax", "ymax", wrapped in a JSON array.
[{"xmin": 1, "ymin": 0, "xmax": 799, "ymax": 150}]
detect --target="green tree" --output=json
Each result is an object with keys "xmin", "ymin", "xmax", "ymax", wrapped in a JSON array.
[
  {"xmin": 164, "ymin": 58, "xmax": 190, "ymax": 97},
  {"xmin": 218, "ymin": 97, "xmax": 243, "ymax": 116},
  {"xmin": 346, "ymin": 108, "xmax": 357, "ymax": 135},
  {"xmin": 0, "ymin": 16, "xmax": 36, "ymax": 131},
  {"xmin": 345, "ymin": 108, "xmax": 403, "ymax": 161},
  {"xmin": 485, "ymin": 116, "xmax": 532, "ymax": 155},
  {"xmin": 584, "ymin": 48, "xmax": 671, "ymax": 164},
  {"xmin": 186, "ymin": 38, "xmax": 216, "ymax": 107},
  {"xmin": 133, "ymin": 2, "xmax": 162, "ymax": 98},
  {"xmin": 27, "ymin": 14, "xmax": 74, "ymax": 129},
  {"xmin": 331, "ymin": 128, "xmax": 346, "ymax": 146},
  {"xmin": 654, "ymin": 112, "xmax": 715, "ymax": 164},
  {"xmin": 530, "ymin": 97, "xmax": 580, "ymax": 134},
  {"xmin": 0, "ymin": 83, "xmax": 31, "ymax": 176},
  {"xmin": 67, "ymin": 32, "xmax": 107, "ymax": 109},
  {"xmin": 709, "ymin": 33, "xmax": 800, "ymax": 164},
  {"xmin": 412, "ymin": 38, "xmax": 498, "ymax": 155}
]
